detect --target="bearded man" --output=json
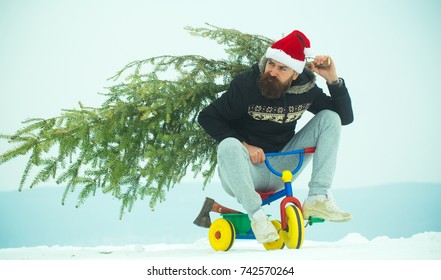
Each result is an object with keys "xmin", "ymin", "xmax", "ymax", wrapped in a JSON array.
[{"xmin": 197, "ymin": 30, "xmax": 354, "ymax": 243}]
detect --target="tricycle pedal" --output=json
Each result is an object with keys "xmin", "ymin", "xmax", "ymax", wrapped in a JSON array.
[{"xmin": 308, "ymin": 216, "xmax": 325, "ymax": 226}]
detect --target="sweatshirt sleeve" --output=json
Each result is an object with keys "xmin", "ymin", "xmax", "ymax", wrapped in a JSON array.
[
  {"xmin": 198, "ymin": 78, "xmax": 249, "ymax": 142},
  {"xmin": 308, "ymin": 78, "xmax": 354, "ymax": 125}
]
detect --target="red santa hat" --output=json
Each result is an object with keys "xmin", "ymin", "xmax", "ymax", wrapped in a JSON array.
[{"xmin": 265, "ymin": 30, "xmax": 313, "ymax": 73}]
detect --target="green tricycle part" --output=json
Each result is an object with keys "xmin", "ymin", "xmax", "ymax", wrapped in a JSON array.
[
  {"xmin": 308, "ymin": 216, "xmax": 325, "ymax": 225},
  {"xmin": 221, "ymin": 213, "xmax": 251, "ymax": 235}
]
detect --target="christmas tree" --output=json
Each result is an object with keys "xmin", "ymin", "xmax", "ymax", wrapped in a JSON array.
[{"xmin": 0, "ymin": 24, "xmax": 273, "ymax": 218}]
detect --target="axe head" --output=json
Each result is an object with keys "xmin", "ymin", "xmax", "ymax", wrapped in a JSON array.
[{"xmin": 193, "ymin": 197, "xmax": 215, "ymax": 228}]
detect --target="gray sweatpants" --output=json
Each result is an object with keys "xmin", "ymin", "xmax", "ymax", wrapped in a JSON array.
[{"xmin": 217, "ymin": 110, "xmax": 341, "ymax": 217}]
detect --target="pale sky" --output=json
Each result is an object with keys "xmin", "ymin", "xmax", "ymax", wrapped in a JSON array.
[{"xmin": 1, "ymin": 0, "xmax": 441, "ymax": 192}]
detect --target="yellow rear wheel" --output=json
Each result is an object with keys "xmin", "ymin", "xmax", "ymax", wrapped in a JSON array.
[
  {"xmin": 281, "ymin": 205, "xmax": 305, "ymax": 249},
  {"xmin": 208, "ymin": 218, "xmax": 236, "ymax": 251},
  {"xmin": 263, "ymin": 220, "xmax": 285, "ymax": 250}
]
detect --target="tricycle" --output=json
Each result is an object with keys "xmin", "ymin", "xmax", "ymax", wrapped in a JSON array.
[{"xmin": 194, "ymin": 147, "xmax": 325, "ymax": 251}]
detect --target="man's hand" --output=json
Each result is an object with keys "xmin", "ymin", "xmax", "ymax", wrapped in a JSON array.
[
  {"xmin": 242, "ymin": 142, "xmax": 266, "ymax": 164},
  {"xmin": 309, "ymin": 55, "xmax": 339, "ymax": 84}
]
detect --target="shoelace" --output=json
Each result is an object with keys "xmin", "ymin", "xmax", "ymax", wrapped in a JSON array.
[
  {"xmin": 327, "ymin": 199, "xmax": 339, "ymax": 209},
  {"xmin": 319, "ymin": 199, "xmax": 341, "ymax": 213}
]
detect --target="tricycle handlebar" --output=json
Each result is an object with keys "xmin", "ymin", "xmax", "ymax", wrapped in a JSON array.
[{"xmin": 264, "ymin": 147, "xmax": 315, "ymax": 177}]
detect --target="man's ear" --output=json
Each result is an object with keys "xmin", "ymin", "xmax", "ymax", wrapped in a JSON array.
[{"xmin": 292, "ymin": 72, "xmax": 299, "ymax": 81}]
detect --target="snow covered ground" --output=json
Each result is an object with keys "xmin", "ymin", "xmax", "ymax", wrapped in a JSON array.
[
  {"xmin": 1, "ymin": 232, "xmax": 440, "ymax": 280},
  {"xmin": 1, "ymin": 232, "xmax": 440, "ymax": 260}
]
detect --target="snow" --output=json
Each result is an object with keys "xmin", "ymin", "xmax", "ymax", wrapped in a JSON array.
[
  {"xmin": 1, "ymin": 232, "xmax": 440, "ymax": 279},
  {"xmin": 1, "ymin": 231, "xmax": 440, "ymax": 260}
]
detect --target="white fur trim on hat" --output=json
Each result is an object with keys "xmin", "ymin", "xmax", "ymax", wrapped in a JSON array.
[{"xmin": 265, "ymin": 47, "xmax": 308, "ymax": 74}]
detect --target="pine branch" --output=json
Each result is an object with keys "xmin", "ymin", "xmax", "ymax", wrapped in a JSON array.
[{"xmin": 0, "ymin": 23, "xmax": 274, "ymax": 218}]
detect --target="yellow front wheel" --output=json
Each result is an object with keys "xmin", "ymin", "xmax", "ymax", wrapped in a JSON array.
[
  {"xmin": 280, "ymin": 205, "xmax": 305, "ymax": 249},
  {"xmin": 263, "ymin": 220, "xmax": 285, "ymax": 250},
  {"xmin": 208, "ymin": 218, "xmax": 236, "ymax": 251}
]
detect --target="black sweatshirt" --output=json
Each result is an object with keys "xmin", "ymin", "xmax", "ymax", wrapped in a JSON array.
[{"xmin": 198, "ymin": 61, "xmax": 354, "ymax": 153}]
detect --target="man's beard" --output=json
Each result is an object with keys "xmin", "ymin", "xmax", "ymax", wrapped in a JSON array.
[{"xmin": 258, "ymin": 72, "xmax": 291, "ymax": 99}]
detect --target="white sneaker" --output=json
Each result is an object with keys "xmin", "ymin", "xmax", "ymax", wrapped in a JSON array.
[
  {"xmin": 250, "ymin": 209, "xmax": 279, "ymax": 243},
  {"xmin": 303, "ymin": 195, "xmax": 352, "ymax": 222}
]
